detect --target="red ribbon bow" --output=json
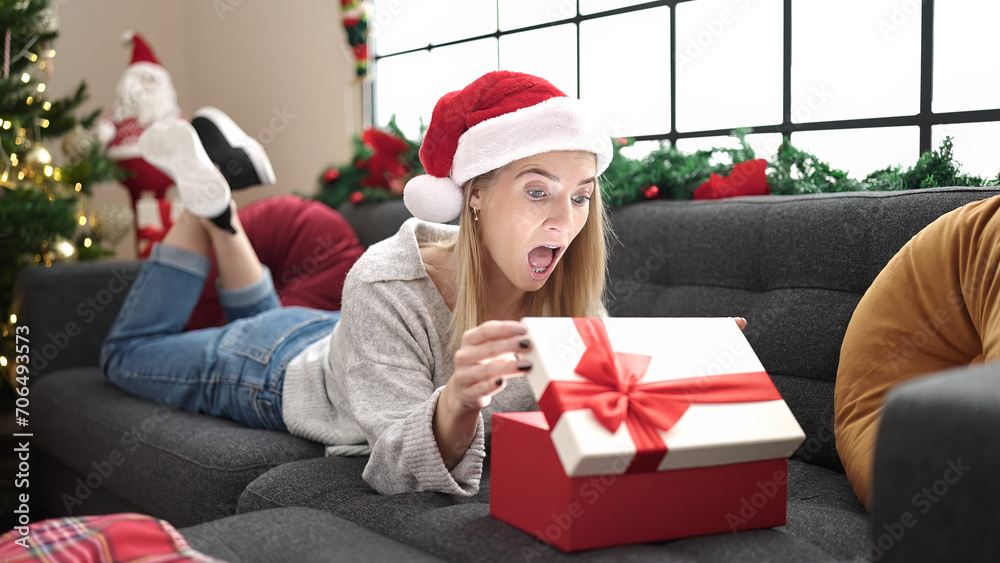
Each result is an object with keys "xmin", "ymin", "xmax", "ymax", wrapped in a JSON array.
[{"xmin": 537, "ymin": 318, "xmax": 782, "ymax": 474}]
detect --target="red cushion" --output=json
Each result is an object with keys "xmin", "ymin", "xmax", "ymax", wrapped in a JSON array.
[{"xmin": 186, "ymin": 195, "xmax": 364, "ymax": 330}]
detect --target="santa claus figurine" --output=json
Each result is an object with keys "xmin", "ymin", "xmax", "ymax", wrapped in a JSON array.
[
  {"xmin": 98, "ymin": 31, "xmax": 276, "ymax": 255},
  {"xmin": 97, "ymin": 31, "xmax": 178, "ymax": 196}
]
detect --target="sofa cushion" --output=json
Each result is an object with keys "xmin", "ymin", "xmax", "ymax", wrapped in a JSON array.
[
  {"xmin": 237, "ymin": 456, "xmax": 488, "ymax": 535},
  {"xmin": 606, "ymin": 187, "xmax": 1000, "ymax": 472},
  {"xmin": 33, "ymin": 369, "xmax": 325, "ymax": 527},
  {"xmin": 180, "ymin": 507, "xmax": 444, "ymax": 563},
  {"xmin": 12, "ymin": 260, "xmax": 143, "ymax": 378},
  {"xmin": 238, "ymin": 456, "xmax": 867, "ymax": 561},
  {"xmin": 335, "ymin": 198, "xmax": 414, "ymax": 248},
  {"xmin": 37, "ymin": 450, "xmax": 150, "ymax": 518}
]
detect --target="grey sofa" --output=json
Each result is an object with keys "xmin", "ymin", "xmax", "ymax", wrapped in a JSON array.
[{"xmin": 20, "ymin": 187, "xmax": 1000, "ymax": 562}]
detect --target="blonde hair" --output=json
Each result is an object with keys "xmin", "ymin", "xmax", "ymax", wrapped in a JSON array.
[{"xmin": 423, "ymin": 162, "xmax": 613, "ymax": 353}]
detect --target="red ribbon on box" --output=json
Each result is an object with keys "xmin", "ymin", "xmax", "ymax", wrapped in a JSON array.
[{"xmin": 536, "ymin": 318, "xmax": 782, "ymax": 474}]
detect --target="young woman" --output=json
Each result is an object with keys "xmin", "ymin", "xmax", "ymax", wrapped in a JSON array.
[{"xmin": 102, "ymin": 71, "xmax": 614, "ymax": 496}]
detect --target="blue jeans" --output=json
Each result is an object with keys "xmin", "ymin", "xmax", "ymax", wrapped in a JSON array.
[{"xmin": 101, "ymin": 243, "xmax": 338, "ymax": 431}]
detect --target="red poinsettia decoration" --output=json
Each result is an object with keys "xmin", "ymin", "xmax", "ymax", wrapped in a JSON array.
[
  {"xmin": 693, "ymin": 159, "xmax": 770, "ymax": 200},
  {"xmin": 358, "ymin": 128, "xmax": 411, "ymax": 190}
]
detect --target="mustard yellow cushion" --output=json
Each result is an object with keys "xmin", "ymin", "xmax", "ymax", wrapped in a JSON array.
[{"xmin": 835, "ymin": 195, "xmax": 1000, "ymax": 509}]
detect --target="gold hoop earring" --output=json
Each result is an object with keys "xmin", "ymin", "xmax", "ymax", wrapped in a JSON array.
[{"xmin": 472, "ymin": 207, "xmax": 480, "ymax": 222}]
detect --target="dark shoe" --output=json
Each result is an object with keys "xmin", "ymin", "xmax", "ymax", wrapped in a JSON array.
[
  {"xmin": 138, "ymin": 118, "xmax": 236, "ymax": 234},
  {"xmin": 192, "ymin": 106, "xmax": 276, "ymax": 190}
]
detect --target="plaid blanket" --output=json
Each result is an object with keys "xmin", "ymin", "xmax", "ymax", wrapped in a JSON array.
[{"xmin": 0, "ymin": 513, "xmax": 225, "ymax": 563}]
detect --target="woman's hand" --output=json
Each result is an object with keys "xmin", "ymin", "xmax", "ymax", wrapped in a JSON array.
[
  {"xmin": 434, "ymin": 320, "xmax": 531, "ymax": 468},
  {"xmin": 735, "ymin": 317, "xmax": 747, "ymax": 330},
  {"xmin": 446, "ymin": 320, "xmax": 532, "ymax": 410}
]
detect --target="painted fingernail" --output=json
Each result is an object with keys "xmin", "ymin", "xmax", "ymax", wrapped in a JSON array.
[
  {"xmin": 495, "ymin": 378, "xmax": 504, "ymax": 386},
  {"xmin": 519, "ymin": 339, "xmax": 531, "ymax": 349},
  {"xmin": 512, "ymin": 324, "xmax": 528, "ymax": 334},
  {"xmin": 517, "ymin": 360, "xmax": 532, "ymax": 371}
]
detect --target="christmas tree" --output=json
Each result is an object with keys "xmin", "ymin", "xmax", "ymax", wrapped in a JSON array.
[{"xmin": 0, "ymin": 0, "xmax": 122, "ymax": 396}]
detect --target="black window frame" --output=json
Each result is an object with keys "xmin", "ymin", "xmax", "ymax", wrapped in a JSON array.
[{"xmin": 369, "ymin": 0, "xmax": 1000, "ymax": 154}]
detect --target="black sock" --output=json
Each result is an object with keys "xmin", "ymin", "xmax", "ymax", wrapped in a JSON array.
[{"xmin": 211, "ymin": 206, "xmax": 237, "ymax": 235}]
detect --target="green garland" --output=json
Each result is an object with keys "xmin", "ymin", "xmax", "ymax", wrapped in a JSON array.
[
  {"xmin": 314, "ymin": 123, "xmax": 999, "ymax": 211},
  {"xmin": 863, "ymin": 137, "xmax": 997, "ymax": 191},
  {"xmin": 602, "ymin": 130, "xmax": 999, "ymax": 205},
  {"xmin": 601, "ymin": 131, "xmax": 759, "ymax": 206},
  {"xmin": 313, "ymin": 116, "xmax": 423, "ymax": 209}
]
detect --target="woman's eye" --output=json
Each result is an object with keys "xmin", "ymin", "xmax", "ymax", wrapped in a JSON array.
[
  {"xmin": 527, "ymin": 189, "xmax": 546, "ymax": 199},
  {"xmin": 572, "ymin": 195, "xmax": 592, "ymax": 206}
]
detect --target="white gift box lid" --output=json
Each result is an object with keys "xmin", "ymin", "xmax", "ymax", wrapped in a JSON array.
[{"xmin": 520, "ymin": 317, "xmax": 806, "ymax": 477}]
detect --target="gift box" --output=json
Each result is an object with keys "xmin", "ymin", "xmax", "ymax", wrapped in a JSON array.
[{"xmin": 489, "ymin": 317, "xmax": 806, "ymax": 552}]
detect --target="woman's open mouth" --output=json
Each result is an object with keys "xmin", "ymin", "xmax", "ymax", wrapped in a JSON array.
[{"xmin": 527, "ymin": 244, "xmax": 564, "ymax": 281}]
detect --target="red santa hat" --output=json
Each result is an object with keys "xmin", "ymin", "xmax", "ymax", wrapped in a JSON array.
[
  {"xmin": 403, "ymin": 71, "xmax": 613, "ymax": 223},
  {"xmin": 121, "ymin": 30, "xmax": 162, "ymax": 67}
]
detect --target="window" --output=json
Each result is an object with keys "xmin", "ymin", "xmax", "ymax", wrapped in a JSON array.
[
  {"xmin": 675, "ymin": 0, "xmax": 782, "ymax": 133},
  {"xmin": 371, "ymin": 0, "xmax": 1000, "ymax": 179},
  {"xmin": 580, "ymin": 7, "xmax": 671, "ymax": 136}
]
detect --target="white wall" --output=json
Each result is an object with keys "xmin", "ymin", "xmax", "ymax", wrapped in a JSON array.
[{"xmin": 48, "ymin": 0, "xmax": 362, "ymax": 258}]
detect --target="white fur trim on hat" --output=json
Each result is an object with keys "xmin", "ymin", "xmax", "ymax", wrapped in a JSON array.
[
  {"xmin": 403, "ymin": 174, "xmax": 464, "ymax": 223},
  {"xmin": 451, "ymin": 97, "xmax": 612, "ymax": 186}
]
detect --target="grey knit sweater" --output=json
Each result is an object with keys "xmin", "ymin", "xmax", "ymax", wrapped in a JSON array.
[{"xmin": 282, "ymin": 218, "xmax": 536, "ymax": 496}]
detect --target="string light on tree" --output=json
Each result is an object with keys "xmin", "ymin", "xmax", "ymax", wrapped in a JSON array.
[{"xmin": 0, "ymin": 0, "xmax": 128, "ymax": 388}]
